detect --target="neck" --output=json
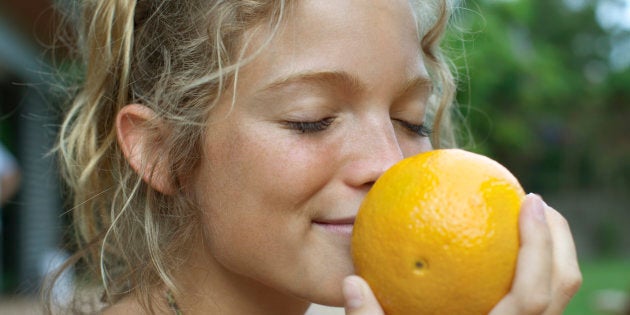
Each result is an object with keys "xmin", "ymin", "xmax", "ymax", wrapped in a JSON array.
[{"xmin": 171, "ymin": 247, "xmax": 311, "ymax": 315}]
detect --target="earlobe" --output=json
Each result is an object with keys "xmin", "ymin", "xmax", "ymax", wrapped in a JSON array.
[{"xmin": 116, "ymin": 104, "xmax": 176, "ymax": 195}]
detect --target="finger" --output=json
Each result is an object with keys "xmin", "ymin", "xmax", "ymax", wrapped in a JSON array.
[
  {"xmin": 543, "ymin": 204, "xmax": 583, "ymax": 314},
  {"xmin": 490, "ymin": 194, "xmax": 553, "ymax": 314},
  {"xmin": 343, "ymin": 275, "xmax": 384, "ymax": 315}
]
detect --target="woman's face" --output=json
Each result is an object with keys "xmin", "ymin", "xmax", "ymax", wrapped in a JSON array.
[{"xmin": 191, "ymin": 0, "xmax": 432, "ymax": 306}]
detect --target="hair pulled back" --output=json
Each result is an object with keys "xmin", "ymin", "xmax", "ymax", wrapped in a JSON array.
[{"xmin": 50, "ymin": 0, "xmax": 457, "ymax": 312}]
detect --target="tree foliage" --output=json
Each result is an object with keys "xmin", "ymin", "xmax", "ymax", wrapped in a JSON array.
[{"xmin": 446, "ymin": 0, "xmax": 630, "ymax": 194}]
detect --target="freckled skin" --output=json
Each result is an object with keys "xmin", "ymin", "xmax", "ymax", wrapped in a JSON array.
[{"xmin": 175, "ymin": 0, "xmax": 433, "ymax": 312}]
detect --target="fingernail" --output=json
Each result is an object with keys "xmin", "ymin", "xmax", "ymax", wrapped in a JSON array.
[
  {"xmin": 527, "ymin": 193, "xmax": 546, "ymax": 222},
  {"xmin": 343, "ymin": 277, "xmax": 364, "ymax": 309}
]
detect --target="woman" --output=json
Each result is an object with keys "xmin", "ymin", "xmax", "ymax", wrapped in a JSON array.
[{"xmin": 51, "ymin": 0, "xmax": 582, "ymax": 314}]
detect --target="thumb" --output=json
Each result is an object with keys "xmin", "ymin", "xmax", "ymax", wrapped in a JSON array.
[{"xmin": 343, "ymin": 275, "xmax": 384, "ymax": 315}]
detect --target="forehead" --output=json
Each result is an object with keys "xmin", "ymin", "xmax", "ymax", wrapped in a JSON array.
[{"xmin": 234, "ymin": 0, "xmax": 426, "ymax": 97}]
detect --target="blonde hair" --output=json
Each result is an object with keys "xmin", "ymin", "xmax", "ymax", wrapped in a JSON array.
[{"xmin": 49, "ymin": 0, "xmax": 457, "ymax": 313}]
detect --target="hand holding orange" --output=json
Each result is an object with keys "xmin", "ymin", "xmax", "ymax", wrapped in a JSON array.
[{"xmin": 352, "ymin": 149, "xmax": 525, "ymax": 315}]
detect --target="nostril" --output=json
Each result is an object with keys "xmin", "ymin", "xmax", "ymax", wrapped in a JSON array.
[{"xmin": 362, "ymin": 180, "xmax": 376, "ymax": 191}]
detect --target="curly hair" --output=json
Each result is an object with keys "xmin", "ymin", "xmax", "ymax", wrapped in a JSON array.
[{"xmin": 47, "ymin": 0, "xmax": 458, "ymax": 313}]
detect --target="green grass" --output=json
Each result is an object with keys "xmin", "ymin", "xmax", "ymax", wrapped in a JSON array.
[{"xmin": 565, "ymin": 258, "xmax": 630, "ymax": 315}]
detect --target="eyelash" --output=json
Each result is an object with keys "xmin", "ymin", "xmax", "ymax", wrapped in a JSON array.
[
  {"xmin": 394, "ymin": 119, "xmax": 433, "ymax": 137},
  {"xmin": 285, "ymin": 117, "xmax": 335, "ymax": 134},
  {"xmin": 284, "ymin": 117, "xmax": 432, "ymax": 137}
]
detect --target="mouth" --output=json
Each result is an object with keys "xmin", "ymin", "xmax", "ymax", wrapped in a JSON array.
[{"xmin": 312, "ymin": 217, "xmax": 355, "ymax": 236}]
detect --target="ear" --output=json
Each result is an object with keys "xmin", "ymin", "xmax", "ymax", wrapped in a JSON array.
[{"xmin": 116, "ymin": 104, "xmax": 176, "ymax": 195}]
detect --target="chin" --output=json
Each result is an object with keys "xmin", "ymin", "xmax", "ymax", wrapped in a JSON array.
[
  {"xmin": 301, "ymin": 273, "xmax": 349, "ymax": 307},
  {"xmin": 294, "ymin": 253, "xmax": 354, "ymax": 306},
  {"xmin": 308, "ymin": 290, "xmax": 345, "ymax": 307}
]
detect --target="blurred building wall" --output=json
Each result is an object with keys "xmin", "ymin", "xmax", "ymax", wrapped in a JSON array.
[{"xmin": 0, "ymin": 6, "xmax": 63, "ymax": 293}]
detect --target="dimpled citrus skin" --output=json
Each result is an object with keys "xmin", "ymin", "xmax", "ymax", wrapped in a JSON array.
[{"xmin": 352, "ymin": 149, "xmax": 525, "ymax": 315}]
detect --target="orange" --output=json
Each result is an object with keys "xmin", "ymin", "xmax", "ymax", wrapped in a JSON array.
[{"xmin": 352, "ymin": 149, "xmax": 525, "ymax": 315}]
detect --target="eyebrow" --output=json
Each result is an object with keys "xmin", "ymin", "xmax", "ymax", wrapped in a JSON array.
[
  {"xmin": 395, "ymin": 76, "xmax": 433, "ymax": 100},
  {"xmin": 256, "ymin": 70, "xmax": 432, "ymax": 99},
  {"xmin": 256, "ymin": 70, "xmax": 365, "ymax": 96}
]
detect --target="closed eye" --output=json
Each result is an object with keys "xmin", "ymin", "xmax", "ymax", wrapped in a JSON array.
[
  {"xmin": 283, "ymin": 117, "xmax": 335, "ymax": 134},
  {"xmin": 393, "ymin": 119, "xmax": 432, "ymax": 137}
]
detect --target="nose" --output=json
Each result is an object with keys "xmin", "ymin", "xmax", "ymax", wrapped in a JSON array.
[{"xmin": 343, "ymin": 117, "xmax": 404, "ymax": 190}]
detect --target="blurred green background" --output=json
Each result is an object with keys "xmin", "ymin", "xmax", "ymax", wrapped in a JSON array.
[
  {"xmin": 443, "ymin": 1, "xmax": 630, "ymax": 314},
  {"xmin": 0, "ymin": 0, "xmax": 629, "ymax": 314}
]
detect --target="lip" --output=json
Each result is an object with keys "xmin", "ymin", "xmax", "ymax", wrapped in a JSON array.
[
  {"xmin": 312, "ymin": 216, "xmax": 355, "ymax": 236},
  {"xmin": 313, "ymin": 216, "xmax": 356, "ymax": 225}
]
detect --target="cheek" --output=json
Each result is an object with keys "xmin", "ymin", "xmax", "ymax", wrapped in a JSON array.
[
  {"xmin": 195, "ymin": 128, "xmax": 340, "ymax": 248},
  {"xmin": 230, "ymin": 134, "xmax": 339, "ymax": 208},
  {"xmin": 192, "ymin": 128, "xmax": 346, "ymax": 290},
  {"xmin": 401, "ymin": 136, "xmax": 432, "ymax": 158}
]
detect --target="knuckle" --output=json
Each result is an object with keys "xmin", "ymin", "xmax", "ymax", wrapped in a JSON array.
[
  {"xmin": 548, "ymin": 208, "xmax": 569, "ymax": 227},
  {"xmin": 519, "ymin": 292, "xmax": 551, "ymax": 314},
  {"xmin": 555, "ymin": 213, "xmax": 570, "ymax": 229},
  {"xmin": 559, "ymin": 269, "xmax": 583, "ymax": 298}
]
